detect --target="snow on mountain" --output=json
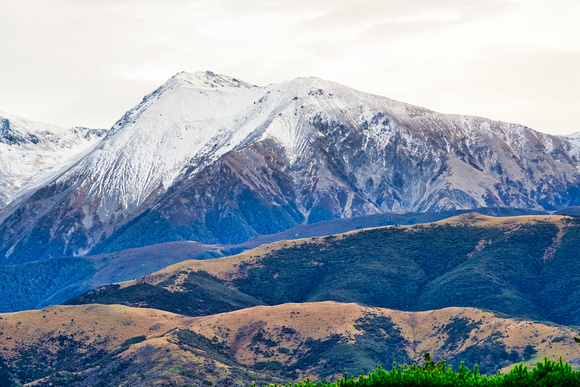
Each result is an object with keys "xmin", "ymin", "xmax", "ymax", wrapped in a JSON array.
[
  {"xmin": 561, "ymin": 132, "xmax": 580, "ymax": 159},
  {"xmin": 1, "ymin": 71, "xmax": 580, "ymax": 262},
  {"xmin": 80, "ymin": 71, "xmax": 283, "ymax": 216},
  {"xmin": 0, "ymin": 111, "xmax": 107, "ymax": 210}
]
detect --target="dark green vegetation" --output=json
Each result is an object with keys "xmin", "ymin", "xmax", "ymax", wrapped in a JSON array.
[
  {"xmin": 9, "ymin": 213, "xmax": 578, "ymax": 384},
  {"xmin": 292, "ymin": 314, "xmax": 413, "ymax": 379},
  {"xmin": 429, "ymin": 317, "xmax": 527, "ymax": 374},
  {"xmin": 261, "ymin": 356, "xmax": 580, "ymax": 387},
  {"xmin": 235, "ymin": 216, "xmax": 580, "ymax": 325},
  {"xmin": 0, "ymin": 355, "xmax": 16, "ymax": 387},
  {"xmin": 231, "ymin": 219, "xmax": 557, "ymax": 320},
  {"xmin": 69, "ymin": 215, "xmax": 580, "ymax": 325},
  {"xmin": 65, "ymin": 270, "xmax": 262, "ymax": 316},
  {"xmin": 0, "ymin": 209, "xmax": 541, "ymax": 313},
  {"xmin": 0, "ymin": 258, "xmax": 95, "ymax": 312},
  {"xmin": 0, "ymin": 241, "xmax": 226, "ymax": 312},
  {"xmin": 339, "ymin": 314, "xmax": 410, "ymax": 376}
]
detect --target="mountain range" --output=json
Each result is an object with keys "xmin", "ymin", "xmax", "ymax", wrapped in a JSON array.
[
  {"xmin": 2, "ymin": 71, "xmax": 580, "ymax": 385},
  {"xmin": 1, "ymin": 213, "xmax": 580, "ymax": 385},
  {"xmin": 2, "ymin": 71, "xmax": 580, "ymax": 267}
]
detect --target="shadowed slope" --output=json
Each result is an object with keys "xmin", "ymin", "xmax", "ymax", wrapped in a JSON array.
[{"xmin": 67, "ymin": 214, "xmax": 580, "ymax": 324}]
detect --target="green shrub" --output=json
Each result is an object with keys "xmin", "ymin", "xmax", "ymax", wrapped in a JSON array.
[{"xmin": 255, "ymin": 356, "xmax": 580, "ymax": 387}]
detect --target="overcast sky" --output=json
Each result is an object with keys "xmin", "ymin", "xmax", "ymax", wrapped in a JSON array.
[{"xmin": 1, "ymin": 0, "xmax": 578, "ymax": 135}]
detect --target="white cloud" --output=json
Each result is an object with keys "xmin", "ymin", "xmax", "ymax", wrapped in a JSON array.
[{"xmin": 0, "ymin": 0, "xmax": 578, "ymax": 134}]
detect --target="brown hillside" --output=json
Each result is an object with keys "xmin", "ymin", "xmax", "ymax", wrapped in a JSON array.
[
  {"xmin": 0, "ymin": 304, "xmax": 194, "ymax": 355},
  {"xmin": 1, "ymin": 301, "xmax": 579, "ymax": 384},
  {"xmin": 0, "ymin": 304, "xmax": 275, "ymax": 386},
  {"xmin": 188, "ymin": 301, "xmax": 580, "ymax": 378}
]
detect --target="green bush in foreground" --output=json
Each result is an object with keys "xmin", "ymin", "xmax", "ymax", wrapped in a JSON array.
[{"xmin": 256, "ymin": 354, "xmax": 580, "ymax": 387}]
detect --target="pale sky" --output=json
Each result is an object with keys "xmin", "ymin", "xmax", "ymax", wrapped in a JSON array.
[{"xmin": 1, "ymin": 0, "xmax": 579, "ymax": 135}]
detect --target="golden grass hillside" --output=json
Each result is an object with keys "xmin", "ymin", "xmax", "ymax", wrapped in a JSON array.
[
  {"xmin": 2, "ymin": 301, "xmax": 579, "ymax": 384},
  {"xmin": 188, "ymin": 301, "xmax": 580, "ymax": 378}
]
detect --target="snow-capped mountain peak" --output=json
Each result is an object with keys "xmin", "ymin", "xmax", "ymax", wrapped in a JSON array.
[
  {"xmin": 169, "ymin": 70, "xmax": 256, "ymax": 90},
  {"xmin": 2, "ymin": 72, "xmax": 580, "ymax": 262}
]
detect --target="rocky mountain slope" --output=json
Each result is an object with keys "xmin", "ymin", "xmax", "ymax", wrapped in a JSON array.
[
  {"xmin": 67, "ymin": 213, "xmax": 580, "ymax": 325},
  {"xmin": 0, "ymin": 110, "xmax": 106, "ymax": 210},
  {"xmin": 2, "ymin": 71, "xmax": 580, "ymax": 264},
  {"xmin": 1, "ymin": 302, "xmax": 578, "ymax": 385}
]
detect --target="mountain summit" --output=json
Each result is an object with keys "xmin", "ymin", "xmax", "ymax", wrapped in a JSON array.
[
  {"xmin": 1, "ymin": 71, "xmax": 580, "ymax": 263},
  {"xmin": 170, "ymin": 70, "xmax": 256, "ymax": 89}
]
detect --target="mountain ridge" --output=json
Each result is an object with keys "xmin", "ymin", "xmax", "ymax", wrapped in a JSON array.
[
  {"xmin": 0, "ymin": 110, "xmax": 107, "ymax": 211},
  {"xmin": 1, "ymin": 301, "xmax": 579, "ymax": 385},
  {"xmin": 65, "ymin": 213, "xmax": 580, "ymax": 326},
  {"xmin": 2, "ymin": 71, "xmax": 580, "ymax": 263},
  {"xmin": 0, "ymin": 208, "xmax": 546, "ymax": 313}
]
